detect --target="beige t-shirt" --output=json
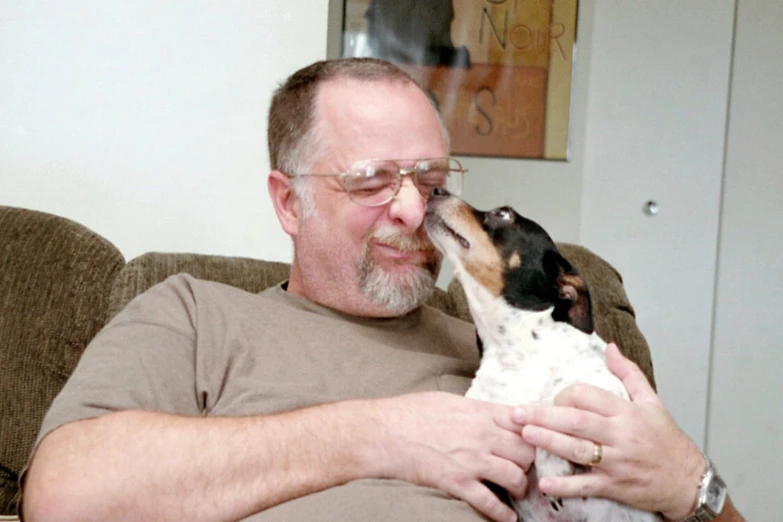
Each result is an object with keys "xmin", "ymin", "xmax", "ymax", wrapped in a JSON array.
[{"xmin": 34, "ymin": 274, "xmax": 491, "ymax": 521}]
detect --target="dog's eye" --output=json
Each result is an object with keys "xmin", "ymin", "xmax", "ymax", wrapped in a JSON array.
[{"xmin": 489, "ymin": 207, "xmax": 514, "ymax": 222}]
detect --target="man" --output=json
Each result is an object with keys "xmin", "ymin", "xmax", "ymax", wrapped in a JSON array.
[{"xmin": 22, "ymin": 58, "xmax": 743, "ymax": 522}]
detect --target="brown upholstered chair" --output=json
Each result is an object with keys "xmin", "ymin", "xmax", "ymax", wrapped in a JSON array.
[{"xmin": 0, "ymin": 206, "xmax": 125, "ymax": 516}]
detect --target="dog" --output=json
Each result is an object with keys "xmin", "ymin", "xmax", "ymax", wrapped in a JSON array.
[{"xmin": 424, "ymin": 188, "xmax": 659, "ymax": 522}]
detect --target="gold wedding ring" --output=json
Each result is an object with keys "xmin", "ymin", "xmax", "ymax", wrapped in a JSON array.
[{"xmin": 590, "ymin": 442, "xmax": 603, "ymax": 466}]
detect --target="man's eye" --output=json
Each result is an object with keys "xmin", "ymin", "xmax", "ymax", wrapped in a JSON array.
[
  {"xmin": 352, "ymin": 186, "xmax": 388, "ymax": 196},
  {"xmin": 352, "ymin": 179, "xmax": 391, "ymax": 192}
]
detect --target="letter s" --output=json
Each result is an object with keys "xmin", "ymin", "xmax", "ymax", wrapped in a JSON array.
[{"xmin": 473, "ymin": 86, "xmax": 496, "ymax": 136}]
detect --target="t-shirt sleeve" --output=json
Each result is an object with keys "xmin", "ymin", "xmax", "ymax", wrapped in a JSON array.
[{"xmin": 33, "ymin": 274, "xmax": 204, "ymax": 447}]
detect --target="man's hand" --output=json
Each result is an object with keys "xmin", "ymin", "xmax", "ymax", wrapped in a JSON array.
[
  {"xmin": 512, "ymin": 343, "xmax": 705, "ymax": 521},
  {"xmin": 365, "ymin": 392, "xmax": 534, "ymax": 522}
]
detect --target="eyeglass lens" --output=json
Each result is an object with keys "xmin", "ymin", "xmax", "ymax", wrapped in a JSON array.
[{"xmin": 345, "ymin": 158, "xmax": 463, "ymax": 207}]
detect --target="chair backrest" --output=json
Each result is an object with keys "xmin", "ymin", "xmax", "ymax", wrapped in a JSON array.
[{"xmin": 0, "ymin": 206, "xmax": 125, "ymax": 514}]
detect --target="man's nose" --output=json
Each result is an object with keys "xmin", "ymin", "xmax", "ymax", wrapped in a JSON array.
[{"xmin": 388, "ymin": 176, "xmax": 427, "ymax": 230}]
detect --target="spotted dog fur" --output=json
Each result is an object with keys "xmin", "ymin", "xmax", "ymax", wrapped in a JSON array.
[{"xmin": 424, "ymin": 190, "xmax": 659, "ymax": 522}]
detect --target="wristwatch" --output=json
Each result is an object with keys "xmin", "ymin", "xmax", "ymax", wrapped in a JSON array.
[{"xmin": 682, "ymin": 457, "xmax": 728, "ymax": 522}]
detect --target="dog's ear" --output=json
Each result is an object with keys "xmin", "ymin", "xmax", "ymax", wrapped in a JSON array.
[{"xmin": 544, "ymin": 251, "xmax": 594, "ymax": 334}]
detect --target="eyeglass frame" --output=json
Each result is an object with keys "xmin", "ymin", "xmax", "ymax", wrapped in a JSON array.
[{"xmin": 283, "ymin": 157, "xmax": 467, "ymax": 207}]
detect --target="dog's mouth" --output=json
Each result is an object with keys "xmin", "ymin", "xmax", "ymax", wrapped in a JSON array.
[{"xmin": 426, "ymin": 211, "xmax": 470, "ymax": 250}]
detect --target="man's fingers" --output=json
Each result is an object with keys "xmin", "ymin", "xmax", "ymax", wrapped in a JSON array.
[
  {"xmin": 553, "ymin": 382, "xmax": 629, "ymax": 417},
  {"xmin": 457, "ymin": 482, "xmax": 518, "ymax": 522},
  {"xmin": 521, "ymin": 425, "xmax": 611, "ymax": 467},
  {"xmin": 514, "ymin": 403, "xmax": 612, "ymax": 443},
  {"xmin": 537, "ymin": 469, "xmax": 612, "ymax": 499},
  {"xmin": 490, "ymin": 432, "xmax": 535, "ymax": 470},
  {"xmin": 482, "ymin": 456, "xmax": 529, "ymax": 499},
  {"xmin": 489, "ymin": 404, "xmax": 535, "ymax": 469},
  {"xmin": 605, "ymin": 343, "xmax": 660, "ymax": 403},
  {"xmin": 493, "ymin": 404, "xmax": 526, "ymax": 431}
]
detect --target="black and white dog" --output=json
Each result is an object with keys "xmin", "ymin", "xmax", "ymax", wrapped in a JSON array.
[{"xmin": 424, "ymin": 189, "xmax": 658, "ymax": 522}]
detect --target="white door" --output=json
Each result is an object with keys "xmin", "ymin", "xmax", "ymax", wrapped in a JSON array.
[{"xmin": 579, "ymin": 0, "xmax": 735, "ymax": 446}]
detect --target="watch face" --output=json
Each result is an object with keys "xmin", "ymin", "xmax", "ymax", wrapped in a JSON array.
[{"xmin": 705, "ymin": 473, "xmax": 728, "ymax": 515}]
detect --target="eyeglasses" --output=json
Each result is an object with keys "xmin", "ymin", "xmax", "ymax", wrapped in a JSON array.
[{"xmin": 286, "ymin": 157, "xmax": 466, "ymax": 207}]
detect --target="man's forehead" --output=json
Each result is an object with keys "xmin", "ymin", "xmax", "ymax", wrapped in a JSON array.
[
  {"xmin": 312, "ymin": 77, "xmax": 447, "ymax": 166},
  {"xmin": 316, "ymin": 77, "xmax": 428, "ymax": 112}
]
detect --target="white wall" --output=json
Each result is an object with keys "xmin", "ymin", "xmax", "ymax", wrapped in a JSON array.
[
  {"xmin": 1, "ymin": 0, "xmax": 329, "ymax": 262},
  {"xmin": 1, "ymin": 0, "xmax": 587, "ymax": 266}
]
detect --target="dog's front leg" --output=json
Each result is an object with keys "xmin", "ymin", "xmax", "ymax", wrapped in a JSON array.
[
  {"xmin": 535, "ymin": 448, "xmax": 573, "ymax": 478},
  {"xmin": 534, "ymin": 448, "xmax": 574, "ymax": 512}
]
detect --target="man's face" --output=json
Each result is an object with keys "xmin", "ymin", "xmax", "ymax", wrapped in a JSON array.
[{"xmin": 288, "ymin": 78, "xmax": 449, "ymax": 317}]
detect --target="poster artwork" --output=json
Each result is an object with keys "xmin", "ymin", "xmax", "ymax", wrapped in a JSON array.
[{"xmin": 341, "ymin": 0, "xmax": 579, "ymax": 160}]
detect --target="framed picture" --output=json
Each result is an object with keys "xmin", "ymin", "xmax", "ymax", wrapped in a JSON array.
[{"xmin": 339, "ymin": 0, "xmax": 579, "ymax": 160}]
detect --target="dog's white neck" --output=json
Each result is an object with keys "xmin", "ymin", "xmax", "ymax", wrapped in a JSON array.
[{"xmin": 454, "ymin": 265, "xmax": 555, "ymax": 353}]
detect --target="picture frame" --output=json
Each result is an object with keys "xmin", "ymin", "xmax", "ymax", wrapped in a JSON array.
[{"xmin": 337, "ymin": 0, "xmax": 579, "ymax": 160}]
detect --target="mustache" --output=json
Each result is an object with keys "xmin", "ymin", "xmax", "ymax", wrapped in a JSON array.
[{"xmin": 371, "ymin": 227, "xmax": 437, "ymax": 253}]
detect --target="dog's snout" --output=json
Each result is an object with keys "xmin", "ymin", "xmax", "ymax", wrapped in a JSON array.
[{"xmin": 430, "ymin": 186, "xmax": 451, "ymax": 199}]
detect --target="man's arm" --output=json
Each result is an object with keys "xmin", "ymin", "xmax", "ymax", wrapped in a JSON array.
[
  {"xmin": 24, "ymin": 405, "xmax": 367, "ymax": 522},
  {"xmin": 24, "ymin": 392, "xmax": 533, "ymax": 522},
  {"xmin": 514, "ymin": 343, "xmax": 745, "ymax": 522}
]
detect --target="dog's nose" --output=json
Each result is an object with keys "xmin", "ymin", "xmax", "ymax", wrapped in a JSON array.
[{"xmin": 430, "ymin": 186, "xmax": 451, "ymax": 199}]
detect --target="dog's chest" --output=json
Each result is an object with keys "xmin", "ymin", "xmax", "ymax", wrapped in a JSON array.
[{"xmin": 466, "ymin": 319, "xmax": 622, "ymax": 405}]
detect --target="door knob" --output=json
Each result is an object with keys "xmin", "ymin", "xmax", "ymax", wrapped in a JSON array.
[{"xmin": 643, "ymin": 200, "xmax": 660, "ymax": 216}]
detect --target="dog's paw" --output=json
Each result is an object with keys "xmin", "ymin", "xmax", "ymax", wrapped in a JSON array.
[{"xmin": 548, "ymin": 495, "xmax": 565, "ymax": 512}]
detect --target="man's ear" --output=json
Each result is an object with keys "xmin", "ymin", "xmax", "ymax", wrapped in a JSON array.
[
  {"xmin": 268, "ymin": 170, "xmax": 300, "ymax": 237},
  {"xmin": 544, "ymin": 251, "xmax": 595, "ymax": 334}
]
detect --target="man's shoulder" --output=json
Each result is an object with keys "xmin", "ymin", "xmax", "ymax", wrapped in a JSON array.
[
  {"xmin": 110, "ymin": 273, "xmax": 282, "ymax": 326},
  {"xmin": 151, "ymin": 272, "xmax": 279, "ymax": 301}
]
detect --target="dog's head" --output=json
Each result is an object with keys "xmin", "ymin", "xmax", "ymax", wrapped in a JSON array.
[{"xmin": 424, "ymin": 189, "xmax": 594, "ymax": 334}]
